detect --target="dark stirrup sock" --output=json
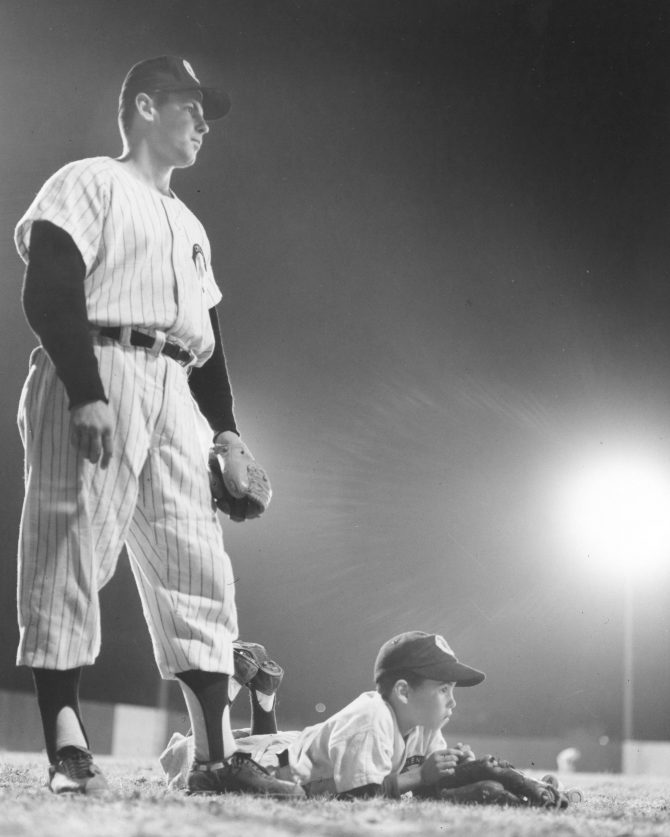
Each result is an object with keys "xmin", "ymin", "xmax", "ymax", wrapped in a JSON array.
[
  {"xmin": 32, "ymin": 667, "xmax": 88, "ymax": 763},
  {"xmin": 176, "ymin": 670, "xmax": 230, "ymax": 763},
  {"xmin": 249, "ymin": 689, "xmax": 278, "ymax": 736}
]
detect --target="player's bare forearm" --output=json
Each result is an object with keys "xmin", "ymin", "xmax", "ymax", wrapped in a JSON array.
[{"xmin": 70, "ymin": 400, "xmax": 114, "ymax": 468}]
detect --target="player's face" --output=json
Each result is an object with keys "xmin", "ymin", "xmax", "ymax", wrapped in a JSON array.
[
  {"xmin": 406, "ymin": 680, "xmax": 456, "ymax": 730},
  {"xmin": 152, "ymin": 91, "xmax": 210, "ymax": 168}
]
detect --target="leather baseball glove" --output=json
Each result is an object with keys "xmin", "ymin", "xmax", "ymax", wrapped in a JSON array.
[
  {"xmin": 208, "ymin": 438, "xmax": 272, "ymax": 522},
  {"xmin": 415, "ymin": 754, "xmax": 572, "ymax": 808},
  {"xmin": 438, "ymin": 755, "xmax": 571, "ymax": 808}
]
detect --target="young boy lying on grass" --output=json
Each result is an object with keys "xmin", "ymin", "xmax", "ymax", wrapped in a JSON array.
[{"xmin": 161, "ymin": 631, "xmax": 572, "ymax": 807}]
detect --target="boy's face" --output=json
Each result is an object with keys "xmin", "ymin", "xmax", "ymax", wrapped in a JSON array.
[{"xmin": 406, "ymin": 679, "xmax": 456, "ymax": 730}]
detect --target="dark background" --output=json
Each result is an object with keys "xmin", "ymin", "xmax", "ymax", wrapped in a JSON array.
[{"xmin": 1, "ymin": 0, "xmax": 669, "ymax": 745}]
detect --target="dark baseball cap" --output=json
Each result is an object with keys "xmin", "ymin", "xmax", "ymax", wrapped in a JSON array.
[
  {"xmin": 119, "ymin": 55, "xmax": 231, "ymax": 120},
  {"xmin": 374, "ymin": 631, "xmax": 486, "ymax": 687}
]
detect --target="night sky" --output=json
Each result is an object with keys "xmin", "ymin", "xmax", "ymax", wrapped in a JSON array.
[{"xmin": 1, "ymin": 0, "xmax": 669, "ymax": 746}]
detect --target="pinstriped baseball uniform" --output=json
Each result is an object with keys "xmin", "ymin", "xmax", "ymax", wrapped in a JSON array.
[
  {"xmin": 160, "ymin": 692, "xmax": 449, "ymax": 794},
  {"xmin": 15, "ymin": 156, "xmax": 237, "ymax": 678},
  {"xmin": 16, "ymin": 157, "xmax": 217, "ymax": 357},
  {"xmin": 286, "ymin": 691, "xmax": 447, "ymax": 795}
]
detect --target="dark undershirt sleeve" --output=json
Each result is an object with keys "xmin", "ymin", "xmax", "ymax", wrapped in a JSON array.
[
  {"xmin": 188, "ymin": 307, "xmax": 239, "ymax": 437},
  {"xmin": 22, "ymin": 219, "xmax": 107, "ymax": 408},
  {"xmin": 336, "ymin": 783, "xmax": 384, "ymax": 800}
]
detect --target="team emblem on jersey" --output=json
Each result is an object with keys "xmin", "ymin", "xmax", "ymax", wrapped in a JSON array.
[
  {"xmin": 183, "ymin": 60, "xmax": 200, "ymax": 83},
  {"xmin": 402, "ymin": 755, "xmax": 425, "ymax": 770},
  {"xmin": 434, "ymin": 635, "xmax": 454, "ymax": 655},
  {"xmin": 192, "ymin": 243, "xmax": 207, "ymax": 281}
]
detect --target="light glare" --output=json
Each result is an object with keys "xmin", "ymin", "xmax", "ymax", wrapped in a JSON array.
[{"xmin": 559, "ymin": 451, "xmax": 670, "ymax": 578}]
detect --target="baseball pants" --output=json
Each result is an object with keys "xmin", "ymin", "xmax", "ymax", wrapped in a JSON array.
[{"xmin": 16, "ymin": 342, "xmax": 237, "ymax": 678}]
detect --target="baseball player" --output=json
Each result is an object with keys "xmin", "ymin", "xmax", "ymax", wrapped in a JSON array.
[
  {"xmin": 164, "ymin": 631, "xmax": 488, "ymax": 798},
  {"xmin": 163, "ymin": 631, "xmax": 576, "ymax": 807},
  {"xmin": 14, "ymin": 55, "xmax": 300, "ymax": 798}
]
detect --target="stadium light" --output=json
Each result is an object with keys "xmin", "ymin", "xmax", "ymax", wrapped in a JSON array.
[
  {"xmin": 560, "ymin": 450, "xmax": 670, "ymax": 579},
  {"xmin": 557, "ymin": 447, "xmax": 670, "ymax": 767}
]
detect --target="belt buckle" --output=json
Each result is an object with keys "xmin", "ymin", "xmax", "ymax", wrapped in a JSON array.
[
  {"xmin": 148, "ymin": 330, "xmax": 167, "ymax": 357},
  {"xmin": 173, "ymin": 343, "xmax": 197, "ymax": 368},
  {"xmin": 177, "ymin": 350, "xmax": 196, "ymax": 368}
]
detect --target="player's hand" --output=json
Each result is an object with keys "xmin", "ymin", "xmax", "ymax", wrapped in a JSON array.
[
  {"xmin": 213, "ymin": 429, "xmax": 241, "ymax": 444},
  {"xmin": 420, "ymin": 750, "xmax": 460, "ymax": 785},
  {"xmin": 70, "ymin": 401, "xmax": 114, "ymax": 469},
  {"xmin": 454, "ymin": 742, "xmax": 476, "ymax": 763}
]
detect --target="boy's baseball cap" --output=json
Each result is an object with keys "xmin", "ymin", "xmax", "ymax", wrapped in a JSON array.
[
  {"xmin": 374, "ymin": 631, "xmax": 486, "ymax": 687},
  {"xmin": 119, "ymin": 56, "xmax": 232, "ymax": 120}
]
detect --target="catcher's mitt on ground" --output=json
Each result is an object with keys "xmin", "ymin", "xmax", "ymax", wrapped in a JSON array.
[
  {"xmin": 208, "ymin": 438, "xmax": 272, "ymax": 522},
  {"xmin": 417, "ymin": 755, "xmax": 572, "ymax": 808}
]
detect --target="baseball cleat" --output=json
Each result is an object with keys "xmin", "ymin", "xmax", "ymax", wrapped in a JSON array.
[
  {"xmin": 187, "ymin": 752, "xmax": 304, "ymax": 798},
  {"xmin": 48, "ymin": 745, "xmax": 109, "ymax": 795},
  {"xmin": 233, "ymin": 642, "xmax": 261, "ymax": 686},
  {"xmin": 233, "ymin": 641, "xmax": 284, "ymax": 695}
]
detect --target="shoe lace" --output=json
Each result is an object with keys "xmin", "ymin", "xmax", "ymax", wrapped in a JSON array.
[
  {"xmin": 228, "ymin": 752, "xmax": 270, "ymax": 777},
  {"xmin": 57, "ymin": 747, "xmax": 94, "ymax": 780}
]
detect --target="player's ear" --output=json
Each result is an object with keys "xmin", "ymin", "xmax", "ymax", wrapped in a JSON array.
[
  {"xmin": 393, "ymin": 679, "xmax": 411, "ymax": 705},
  {"xmin": 135, "ymin": 92, "xmax": 157, "ymax": 124}
]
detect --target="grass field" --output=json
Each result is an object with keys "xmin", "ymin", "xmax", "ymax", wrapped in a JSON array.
[{"xmin": 2, "ymin": 752, "xmax": 669, "ymax": 837}]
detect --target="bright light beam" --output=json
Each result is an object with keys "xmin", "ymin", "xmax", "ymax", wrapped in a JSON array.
[{"xmin": 558, "ymin": 449, "xmax": 670, "ymax": 580}]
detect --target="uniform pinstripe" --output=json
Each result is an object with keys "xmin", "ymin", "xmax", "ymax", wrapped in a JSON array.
[
  {"xmin": 15, "ymin": 156, "xmax": 237, "ymax": 678},
  {"xmin": 15, "ymin": 157, "xmax": 219, "ymax": 358}
]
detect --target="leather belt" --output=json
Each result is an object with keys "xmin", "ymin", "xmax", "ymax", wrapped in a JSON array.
[{"xmin": 97, "ymin": 327, "xmax": 196, "ymax": 367}]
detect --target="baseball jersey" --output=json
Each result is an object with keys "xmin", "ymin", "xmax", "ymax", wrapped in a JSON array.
[
  {"xmin": 15, "ymin": 156, "xmax": 220, "ymax": 363},
  {"xmin": 160, "ymin": 729, "xmax": 302, "ymax": 790},
  {"xmin": 287, "ymin": 691, "xmax": 447, "ymax": 795},
  {"xmin": 14, "ymin": 155, "xmax": 239, "ymax": 679}
]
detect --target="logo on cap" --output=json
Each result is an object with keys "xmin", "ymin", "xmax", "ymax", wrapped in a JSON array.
[
  {"xmin": 434, "ymin": 635, "xmax": 453, "ymax": 655},
  {"xmin": 183, "ymin": 59, "xmax": 200, "ymax": 83}
]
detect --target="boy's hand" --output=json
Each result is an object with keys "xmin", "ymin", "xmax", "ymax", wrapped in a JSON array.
[
  {"xmin": 420, "ymin": 750, "xmax": 460, "ymax": 785},
  {"xmin": 454, "ymin": 742, "xmax": 476, "ymax": 763}
]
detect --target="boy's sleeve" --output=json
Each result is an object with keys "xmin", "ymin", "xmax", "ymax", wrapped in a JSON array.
[
  {"xmin": 15, "ymin": 159, "xmax": 109, "ymax": 272},
  {"xmin": 329, "ymin": 727, "xmax": 395, "ymax": 794}
]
